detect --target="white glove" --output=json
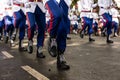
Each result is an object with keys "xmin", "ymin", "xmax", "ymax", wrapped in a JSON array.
[{"xmin": 25, "ymin": 3, "xmax": 31, "ymax": 8}]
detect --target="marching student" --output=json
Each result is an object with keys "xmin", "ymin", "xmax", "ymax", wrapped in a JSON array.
[
  {"xmin": 3, "ymin": 0, "xmax": 14, "ymax": 45},
  {"xmin": 12, "ymin": 0, "xmax": 27, "ymax": 51},
  {"xmin": 25, "ymin": 0, "xmax": 46, "ymax": 58},
  {"xmin": 98, "ymin": 0, "xmax": 114, "ymax": 43},
  {"xmin": 79, "ymin": 0, "xmax": 97, "ymax": 42},
  {"xmin": 0, "ymin": 3, "xmax": 5, "ymax": 41},
  {"xmin": 92, "ymin": 8, "xmax": 99, "ymax": 36},
  {"xmin": 45, "ymin": 0, "xmax": 72, "ymax": 70},
  {"xmin": 110, "ymin": 7, "xmax": 120, "ymax": 37}
]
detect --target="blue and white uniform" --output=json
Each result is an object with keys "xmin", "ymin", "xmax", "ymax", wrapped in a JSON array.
[
  {"xmin": 13, "ymin": 0, "xmax": 26, "ymax": 41},
  {"xmin": 80, "ymin": 0, "xmax": 97, "ymax": 40},
  {"xmin": 45, "ymin": 0, "xmax": 71, "ymax": 70},
  {"xmin": 0, "ymin": 3, "xmax": 5, "ymax": 39},
  {"xmin": 98, "ymin": 0, "xmax": 115, "ymax": 43},
  {"xmin": 25, "ymin": 0, "xmax": 46, "ymax": 48},
  {"xmin": 3, "ymin": 0, "xmax": 14, "ymax": 41},
  {"xmin": 45, "ymin": 0, "xmax": 72, "ymax": 53},
  {"xmin": 12, "ymin": 0, "xmax": 27, "ymax": 50},
  {"xmin": 92, "ymin": 12, "xmax": 99, "ymax": 33},
  {"xmin": 110, "ymin": 7, "xmax": 120, "ymax": 35},
  {"xmin": 98, "ymin": 0, "xmax": 113, "ymax": 35}
]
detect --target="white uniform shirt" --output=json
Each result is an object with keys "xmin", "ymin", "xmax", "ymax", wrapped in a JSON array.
[
  {"xmin": 92, "ymin": 12, "xmax": 99, "ymax": 23},
  {"xmin": 0, "ymin": 3, "xmax": 5, "ymax": 21},
  {"xmin": 70, "ymin": 14, "xmax": 78, "ymax": 25},
  {"xmin": 80, "ymin": 0, "xmax": 97, "ymax": 18},
  {"xmin": 110, "ymin": 8, "xmax": 119, "ymax": 23},
  {"xmin": 12, "ymin": 0, "xmax": 27, "ymax": 12},
  {"xmin": 25, "ymin": 0, "xmax": 46, "ymax": 13},
  {"xmin": 98, "ymin": 0, "xmax": 113, "ymax": 15},
  {"xmin": 64, "ymin": 0, "xmax": 72, "ymax": 7},
  {"xmin": 46, "ymin": 10, "xmax": 50, "ymax": 23},
  {"xmin": 3, "ymin": 0, "xmax": 13, "ymax": 17}
]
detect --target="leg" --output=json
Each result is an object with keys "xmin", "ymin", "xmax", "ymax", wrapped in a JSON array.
[
  {"xmin": 88, "ymin": 18, "xmax": 95, "ymax": 42},
  {"xmin": 26, "ymin": 12, "xmax": 36, "ymax": 53},
  {"xmin": 35, "ymin": 5, "xmax": 46, "ymax": 58},
  {"xmin": 45, "ymin": 1, "xmax": 62, "ymax": 57},
  {"xmin": 18, "ymin": 10, "xmax": 27, "ymax": 51},
  {"xmin": 56, "ymin": 19, "xmax": 70, "ymax": 70}
]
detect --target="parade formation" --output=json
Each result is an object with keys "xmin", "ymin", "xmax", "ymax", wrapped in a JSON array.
[{"xmin": 0, "ymin": 0, "xmax": 120, "ymax": 72}]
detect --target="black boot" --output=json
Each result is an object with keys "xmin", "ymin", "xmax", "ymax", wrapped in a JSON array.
[
  {"xmin": 36, "ymin": 47, "xmax": 45, "ymax": 58},
  {"xmin": 12, "ymin": 34, "xmax": 16, "ymax": 41},
  {"xmin": 113, "ymin": 32, "xmax": 118, "ymax": 37},
  {"xmin": 57, "ymin": 52, "xmax": 70, "ymax": 70},
  {"xmin": 107, "ymin": 40, "xmax": 113, "ymax": 43},
  {"xmin": 12, "ymin": 28, "xmax": 17, "ymax": 41},
  {"xmin": 79, "ymin": 30, "xmax": 84, "ymax": 38},
  {"xmin": 48, "ymin": 37, "xmax": 57, "ymax": 57},
  {"xmin": 0, "ymin": 36, "xmax": 3, "ymax": 41},
  {"xmin": 10, "ymin": 39, "xmax": 15, "ymax": 47},
  {"xmin": 19, "ymin": 40, "xmax": 27, "ymax": 52},
  {"xmin": 27, "ymin": 40, "xmax": 33, "ymax": 54},
  {"xmin": 5, "ymin": 33, "xmax": 9, "ymax": 43},
  {"xmin": 107, "ymin": 35, "xmax": 113, "ymax": 44},
  {"xmin": 89, "ymin": 38, "xmax": 95, "ymax": 42}
]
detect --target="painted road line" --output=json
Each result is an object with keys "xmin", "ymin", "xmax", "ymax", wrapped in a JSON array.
[
  {"xmin": 21, "ymin": 65, "xmax": 50, "ymax": 80},
  {"xmin": 11, "ymin": 42, "xmax": 36, "ymax": 49},
  {"xmin": 67, "ymin": 42, "xmax": 80, "ymax": 47},
  {"xmin": 1, "ymin": 51, "xmax": 14, "ymax": 59}
]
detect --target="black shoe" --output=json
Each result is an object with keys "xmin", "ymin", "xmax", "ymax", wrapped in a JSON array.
[
  {"xmin": 48, "ymin": 38, "xmax": 57, "ymax": 57},
  {"xmin": 89, "ymin": 38, "xmax": 95, "ymax": 42},
  {"xmin": 27, "ymin": 46, "xmax": 33, "ymax": 54},
  {"xmin": 0, "ymin": 36, "xmax": 3, "ymax": 41},
  {"xmin": 79, "ymin": 31, "xmax": 84, "ymax": 38},
  {"xmin": 36, "ymin": 47, "xmax": 45, "ymax": 58},
  {"xmin": 19, "ymin": 47, "xmax": 27, "ymax": 52},
  {"xmin": 107, "ymin": 40, "xmax": 114, "ymax": 43},
  {"xmin": 0, "ymin": 36, "xmax": 1, "ymax": 40},
  {"xmin": 101, "ymin": 32, "xmax": 106, "ymax": 37},
  {"xmin": 36, "ymin": 52, "xmax": 45, "ymax": 58},
  {"xmin": 12, "ymin": 34, "xmax": 16, "ymax": 41},
  {"xmin": 57, "ymin": 55, "xmax": 70, "ymax": 70},
  {"xmin": 27, "ymin": 41, "xmax": 33, "ymax": 54},
  {"xmin": 113, "ymin": 33, "xmax": 118, "ymax": 37},
  {"xmin": 5, "ymin": 36, "xmax": 9, "ymax": 43},
  {"xmin": 57, "ymin": 60, "xmax": 70, "ymax": 70},
  {"xmin": 10, "ymin": 40, "xmax": 15, "ymax": 47}
]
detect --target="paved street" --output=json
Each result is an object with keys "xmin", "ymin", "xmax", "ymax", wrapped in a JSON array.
[{"xmin": 0, "ymin": 34, "xmax": 120, "ymax": 80}]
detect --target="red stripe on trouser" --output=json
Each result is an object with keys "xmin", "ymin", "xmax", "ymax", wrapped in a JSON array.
[
  {"xmin": 45, "ymin": 3, "xmax": 54, "ymax": 34},
  {"xmin": 26, "ymin": 13, "xmax": 31, "ymax": 40},
  {"xmin": 103, "ymin": 15, "xmax": 108, "ymax": 27},
  {"xmin": 13, "ymin": 13, "xmax": 17, "ymax": 28},
  {"xmin": 82, "ymin": 17, "xmax": 86, "ymax": 30}
]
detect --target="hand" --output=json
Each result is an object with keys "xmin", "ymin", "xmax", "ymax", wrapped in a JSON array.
[
  {"xmin": 20, "ymin": 3, "xmax": 24, "ymax": 7},
  {"xmin": 25, "ymin": 3, "xmax": 31, "ymax": 8}
]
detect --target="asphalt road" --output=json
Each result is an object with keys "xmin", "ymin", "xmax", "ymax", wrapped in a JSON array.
[{"xmin": 0, "ymin": 34, "xmax": 120, "ymax": 80}]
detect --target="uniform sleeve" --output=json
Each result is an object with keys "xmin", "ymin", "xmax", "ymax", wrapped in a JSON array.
[
  {"xmin": 110, "ymin": 0, "xmax": 113, "ymax": 6},
  {"xmin": 98, "ymin": 0, "xmax": 103, "ymax": 7},
  {"xmin": 80, "ymin": 0, "xmax": 85, "ymax": 9},
  {"xmin": 13, "ymin": 0, "xmax": 22, "ymax": 4},
  {"xmin": 64, "ymin": 0, "xmax": 72, "ymax": 7},
  {"xmin": 118, "ymin": 15, "xmax": 120, "ymax": 17},
  {"xmin": 92, "ymin": 3, "xmax": 98, "ymax": 8},
  {"xmin": 43, "ymin": 0, "xmax": 49, "ymax": 5}
]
